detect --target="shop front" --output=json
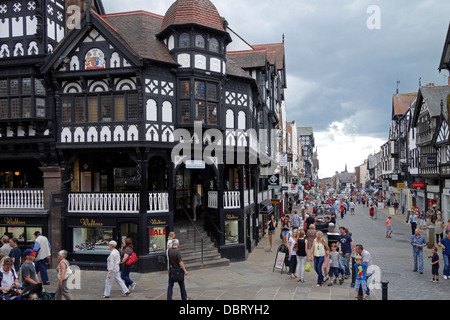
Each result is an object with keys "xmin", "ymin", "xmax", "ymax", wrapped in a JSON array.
[
  {"xmin": 65, "ymin": 215, "xmax": 139, "ymax": 270},
  {"xmin": 0, "ymin": 214, "xmax": 49, "ymax": 252},
  {"xmin": 220, "ymin": 210, "xmax": 245, "ymax": 262},
  {"xmin": 258, "ymin": 199, "xmax": 274, "ymax": 239}
]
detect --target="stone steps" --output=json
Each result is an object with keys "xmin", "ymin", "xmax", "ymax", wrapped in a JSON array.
[{"xmin": 173, "ymin": 220, "xmax": 230, "ymax": 270}]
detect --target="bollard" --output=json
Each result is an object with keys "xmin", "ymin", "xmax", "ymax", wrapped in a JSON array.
[
  {"xmin": 382, "ymin": 280, "xmax": 389, "ymax": 300},
  {"xmin": 351, "ymin": 256, "xmax": 355, "ymax": 287}
]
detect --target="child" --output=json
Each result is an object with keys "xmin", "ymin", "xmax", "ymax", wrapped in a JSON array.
[
  {"xmin": 328, "ymin": 244, "xmax": 344, "ymax": 286},
  {"xmin": 428, "ymin": 247, "xmax": 440, "ymax": 283},
  {"xmin": 322, "ymin": 249, "xmax": 330, "ymax": 283},
  {"xmin": 386, "ymin": 216, "xmax": 393, "ymax": 238},
  {"xmin": 354, "ymin": 255, "xmax": 367, "ymax": 300},
  {"xmin": 338, "ymin": 251, "xmax": 345, "ymax": 284}
]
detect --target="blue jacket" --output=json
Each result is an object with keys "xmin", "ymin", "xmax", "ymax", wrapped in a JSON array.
[{"xmin": 411, "ymin": 234, "xmax": 427, "ymax": 252}]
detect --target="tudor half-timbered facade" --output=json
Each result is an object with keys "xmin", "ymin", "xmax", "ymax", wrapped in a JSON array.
[{"xmin": 0, "ymin": 0, "xmax": 289, "ymax": 272}]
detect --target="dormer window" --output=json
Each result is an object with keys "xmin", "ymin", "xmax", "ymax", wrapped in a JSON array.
[
  {"xmin": 179, "ymin": 33, "xmax": 190, "ymax": 48},
  {"xmin": 195, "ymin": 34, "xmax": 205, "ymax": 48},
  {"xmin": 209, "ymin": 37, "xmax": 219, "ymax": 53}
]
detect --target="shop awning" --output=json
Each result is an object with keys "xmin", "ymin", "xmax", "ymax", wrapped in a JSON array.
[{"xmin": 259, "ymin": 200, "xmax": 274, "ymax": 215}]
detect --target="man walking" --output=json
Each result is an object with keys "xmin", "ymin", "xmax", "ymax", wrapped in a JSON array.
[
  {"xmin": 33, "ymin": 231, "xmax": 51, "ymax": 285},
  {"xmin": 438, "ymin": 232, "xmax": 450, "ymax": 279},
  {"xmin": 411, "ymin": 229, "xmax": 427, "ymax": 274},
  {"xmin": 337, "ymin": 226, "xmax": 355, "ymax": 278},
  {"xmin": 167, "ymin": 239, "xmax": 189, "ymax": 300},
  {"xmin": 291, "ymin": 210, "xmax": 301, "ymax": 231}
]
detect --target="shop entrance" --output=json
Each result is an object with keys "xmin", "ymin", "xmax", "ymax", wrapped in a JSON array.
[{"xmin": 175, "ymin": 164, "xmax": 216, "ymax": 223}]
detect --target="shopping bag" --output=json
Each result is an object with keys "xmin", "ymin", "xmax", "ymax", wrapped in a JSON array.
[{"xmin": 305, "ymin": 262, "xmax": 311, "ymax": 272}]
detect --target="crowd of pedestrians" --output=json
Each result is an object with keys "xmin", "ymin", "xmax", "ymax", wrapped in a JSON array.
[{"xmin": 275, "ymin": 195, "xmax": 375, "ymax": 299}]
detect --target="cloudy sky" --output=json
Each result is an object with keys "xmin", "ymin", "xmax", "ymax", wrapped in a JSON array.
[{"xmin": 104, "ymin": 0, "xmax": 450, "ymax": 178}]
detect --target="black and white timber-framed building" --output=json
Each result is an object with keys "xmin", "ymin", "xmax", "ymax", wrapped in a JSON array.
[{"xmin": 0, "ymin": 0, "xmax": 287, "ymax": 272}]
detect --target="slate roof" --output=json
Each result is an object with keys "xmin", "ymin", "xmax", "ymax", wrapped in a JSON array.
[
  {"xmin": 101, "ymin": 11, "xmax": 176, "ymax": 65},
  {"xmin": 159, "ymin": 0, "xmax": 225, "ymax": 34}
]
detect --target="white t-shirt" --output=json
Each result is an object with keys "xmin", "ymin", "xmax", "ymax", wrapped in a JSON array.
[
  {"xmin": 0, "ymin": 267, "xmax": 17, "ymax": 293},
  {"xmin": 289, "ymin": 237, "xmax": 297, "ymax": 256}
]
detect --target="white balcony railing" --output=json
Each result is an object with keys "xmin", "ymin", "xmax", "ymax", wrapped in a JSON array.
[
  {"xmin": 0, "ymin": 189, "xmax": 44, "ymax": 209},
  {"xmin": 208, "ymin": 191, "xmax": 218, "ymax": 208},
  {"xmin": 68, "ymin": 192, "xmax": 169, "ymax": 213},
  {"xmin": 207, "ymin": 190, "xmax": 241, "ymax": 209},
  {"xmin": 223, "ymin": 191, "xmax": 240, "ymax": 209}
]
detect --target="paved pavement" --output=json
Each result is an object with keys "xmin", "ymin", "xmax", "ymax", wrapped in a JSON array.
[{"xmin": 40, "ymin": 202, "xmax": 449, "ymax": 301}]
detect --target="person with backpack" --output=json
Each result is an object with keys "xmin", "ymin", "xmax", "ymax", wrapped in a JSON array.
[{"xmin": 120, "ymin": 238, "xmax": 137, "ymax": 292}]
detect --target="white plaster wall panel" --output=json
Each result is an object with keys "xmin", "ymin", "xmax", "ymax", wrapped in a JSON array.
[
  {"xmin": 87, "ymin": 127, "xmax": 98, "ymax": 142},
  {"xmin": 111, "ymin": 52, "xmax": 120, "ymax": 68},
  {"xmin": 115, "ymin": 78, "xmax": 136, "ymax": 91},
  {"xmin": 17, "ymin": 126, "xmax": 25, "ymax": 137},
  {"xmin": 100, "ymin": 126, "xmax": 111, "ymax": 142},
  {"xmin": 26, "ymin": 16, "xmax": 37, "ymax": 35},
  {"xmin": 74, "ymin": 127, "xmax": 85, "ymax": 142},
  {"xmin": 47, "ymin": 18, "xmax": 55, "ymax": 40},
  {"xmin": 160, "ymin": 81, "xmax": 173, "ymax": 96},
  {"xmin": 161, "ymin": 126, "xmax": 174, "ymax": 142},
  {"xmin": 114, "ymin": 126, "xmax": 125, "ymax": 141},
  {"xmin": 238, "ymin": 111, "xmax": 246, "ymax": 130},
  {"xmin": 89, "ymin": 80, "xmax": 108, "ymax": 92},
  {"xmin": 177, "ymin": 53, "xmax": 190, "ymax": 68},
  {"xmin": 61, "ymin": 128, "xmax": 72, "ymax": 143},
  {"xmin": 0, "ymin": 45, "xmax": 9, "ymax": 58},
  {"xmin": 12, "ymin": 17, "xmax": 23, "ymax": 37},
  {"xmin": 14, "ymin": 43, "xmax": 24, "ymax": 56},
  {"xmin": 168, "ymin": 35, "xmax": 174, "ymax": 50},
  {"xmin": 28, "ymin": 126, "xmax": 35, "ymax": 136},
  {"xmin": 210, "ymin": 58, "xmax": 221, "ymax": 73},
  {"xmin": 195, "ymin": 54, "xmax": 206, "ymax": 70},
  {"xmin": 127, "ymin": 125, "xmax": 138, "ymax": 141},
  {"xmin": 146, "ymin": 99, "xmax": 157, "ymax": 121},
  {"xmin": 162, "ymin": 101, "xmax": 172, "ymax": 123},
  {"xmin": 226, "ymin": 109, "xmax": 234, "ymax": 128},
  {"xmin": 27, "ymin": 41, "xmax": 38, "ymax": 55},
  {"xmin": 0, "ymin": 19, "xmax": 9, "ymax": 38},
  {"xmin": 69, "ymin": 56, "xmax": 80, "ymax": 71},
  {"xmin": 225, "ymin": 130, "xmax": 236, "ymax": 146},
  {"xmin": 47, "ymin": 44, "xmax": 53, "ymax": 53},
  {"xmin": 56, "ymin": 24, "xmax": 64, "ymax": 42},
  {"xmin": 146, "ymin": 125, "xmax": 159, "ymax": 141}
]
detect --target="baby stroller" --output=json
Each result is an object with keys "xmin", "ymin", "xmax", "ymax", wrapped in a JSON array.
[{"xmin": 15, "ymin": 283, "xmax": 54, "ymax": 300}]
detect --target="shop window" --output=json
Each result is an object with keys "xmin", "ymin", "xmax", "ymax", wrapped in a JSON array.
[
  {"xmin": 148, "ymin": 226, "xmax": 166, "ymax": 253},
  {"xmin": 1, "ymin": 226, "xmax": 42, "ymax": 243},
  {"xmin": 72, "ymin": 227, "xmax": 113, "ymax": 254},
  {"xmin": 225, "ymin": 220, "xmax": 239, "ymax": 244}
]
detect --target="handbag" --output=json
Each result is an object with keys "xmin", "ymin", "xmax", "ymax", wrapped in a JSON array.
[
  {"xmin": 125, "ymin": 250, "xmax": 139, "ymax": 267},
  {"xmin": 58, "ymin": 261, "xmax": 73, "ymax": 280},
  {"xmin": 305, "ymin": 262, "xmax": 311, "ymax": 272},
  {"xmin": 169, "ymin": 268, "xmax": 184, "ymax": 283}
]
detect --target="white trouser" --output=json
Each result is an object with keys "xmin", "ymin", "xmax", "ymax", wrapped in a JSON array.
[
  {"xmin": 296, "ymin": 255, "xmax": 307, "ymax": 279},
  {"xmin": 104, "ymin": 271, "xmax": 128, "ymax": 296}
]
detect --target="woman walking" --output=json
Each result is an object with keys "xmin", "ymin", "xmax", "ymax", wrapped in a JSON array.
[
  {"xmin": 55, "ymin": 250, "xmax": 73, "ymax": 300},
  {"xmin": 103, "ymin": 240, "xmax": 130, "ymax": 298},
  {"xmin": 306, "ymin": 224, "xmax": 316, "ymax": 252},
  {"xmin": 267, "ymin": 214, "xmax": 277, "ymax": 251},
  {"xmin": 309, "ymin": 231, "xmax": 330, "ymax": 287},
  {"xmin": 120, "ymin": 238, "xmax": 136, "ymax": 292},
  {"xmin": 288, "ymin": 229, "xmax": 298, "ymax": 279},
  {"xmin": 281, "ymin": 216, "xmax": 290, "ymax": 245},
  {"xmin": 296, "ymin": 230, "xmax": 308, "ymax": 283}
]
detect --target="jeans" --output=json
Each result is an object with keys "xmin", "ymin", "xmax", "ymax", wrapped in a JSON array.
[
  {"xmin": 313, "ymin": 256, "xmax": 325, "ymax": 285},
  {"xmin": 413, "ymin": 249, "xmax": 424, "ymax": 272},
  {"xmin": 344, "ymin": 252, "xmax": 351, "ymax": 276},
  {"xmin": 289, "ymin": 255, "xmax": 297, "ymax": 275},
  {"xmin": 167, "ymin": 274, "xmax": 187, "ymax": 300},
  {"xmin": 121, "ymin": 265, "xmax": 134, "ymax": 288},
  {"xmin": 443, "ymin": 254, "xmax": 450, "ymax": 277},
  {"xmin": 35, "ymin": 259, "xmax": 49, "ymax": 283}
]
